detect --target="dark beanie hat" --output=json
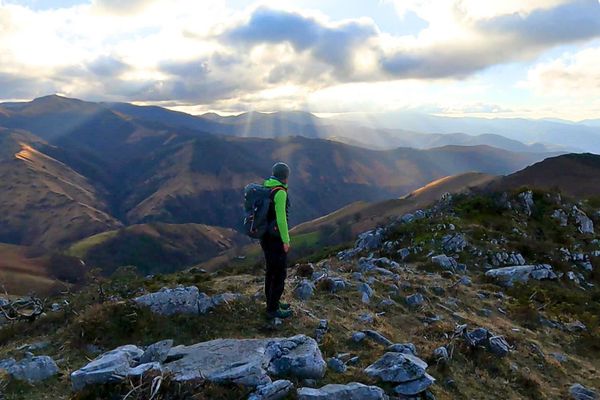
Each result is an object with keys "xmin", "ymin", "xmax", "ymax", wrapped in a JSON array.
[{"xmin": 272, "ymin": 162, "xmax": 290, "ymax": 180}]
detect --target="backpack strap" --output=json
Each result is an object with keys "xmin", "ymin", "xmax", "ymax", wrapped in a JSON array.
[{"xmin": 269, "ymin": 186, "xmax": 287, "ymax": 199}]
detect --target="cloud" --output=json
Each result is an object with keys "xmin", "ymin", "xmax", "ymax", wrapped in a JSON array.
[
  {"xmin": 0, "ymin": 0, "xmax": 599, "ymax": 119},
  {"xmin": 92, "ymin": 0, "xmax": 158, "ymax": 15},
  {"xmin": 222, "ymin": 7, "xmax": 378, "ymax": 78},
  {"xmin": 478, "ymin": 0, "xmax": 600, "ymax": 47},
  {"xmin": 380, "ymin": 0, "xmax": 600, "ymax": 79},
  {"xmin": 87, "ymin": 55, "xmax": 129, "ymax": 77},
  {"xmin": 521, "ymin": 46, "xmax": 600, "ymax": 95}
]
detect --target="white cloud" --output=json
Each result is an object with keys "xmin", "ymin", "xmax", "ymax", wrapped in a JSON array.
[
  {"xmin": 522, "ymin": 46, "xmax": 600, "ymax": 96},
  {"xmin": 0, "ymin": 0, "xmax": 599, "ymax": 120}
]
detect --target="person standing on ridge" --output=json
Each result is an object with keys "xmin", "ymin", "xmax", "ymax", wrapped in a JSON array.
[{"xmin": 261, "ymin": 162, "xmax": 292, "ymax": 319}]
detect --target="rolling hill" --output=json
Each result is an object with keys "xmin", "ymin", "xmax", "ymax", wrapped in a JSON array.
[
  {"xmin": 489, "ymin": 153, "xmax": 600, "ymax": 198},
  {"xmin": 66, "ymin": 223, "xmax": 250, "ymax": 276},
  {"xmin": 0, "ymin": 243, "xmax": 62, "ymax": 296}
]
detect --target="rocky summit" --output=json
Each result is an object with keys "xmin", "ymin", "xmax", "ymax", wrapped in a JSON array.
[{"xmin": 0, "ymin": 188, "xmax": 598, "ymax": 399}]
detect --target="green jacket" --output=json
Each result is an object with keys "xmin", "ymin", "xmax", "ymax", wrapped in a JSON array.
[{"xmin": 264, "ymin": 177, "xmax": 290, "ymax": 244}]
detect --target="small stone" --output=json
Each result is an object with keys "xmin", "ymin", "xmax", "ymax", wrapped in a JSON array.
[
  {"xmin": 433, "ymin": 346, "xmax": 449, "ymax": 362},
  {"xmin": 566, "ymin": 320, "xmax": 587, "ymax": 332},
  {"xmin": 488, "ymin": 336, "xmax": 510, "ymax": 357},
  {"xmin": 249, "ymin": 380, "xmax": 294, "ymax": 400},
  {"xmin": 464, "ymin": 328, "xmax": 490, "ymax": 347},
  {"xmin": 569, "ymin": 383, "xmax": 598, "ymax": 400},
  {"xmin": 327, "ymin": 358, "xmax": 347, "ymax": 373},
  {"xmin": 406, "ymin": 293, "xmax": 425, "ymax": 308},
  {"xmin": 431, "ymin": 255, "xmax": 458, "ymax": 271},
  {"xmin": 387, "ymin": 343, "xmax": 417, "ymax": 356},
  {"xmin": 351, "ymin": 332, "xmax": 366, "ymax": 343},
  {"xmin": 358, "ymin": 313, "xmax": 374, "ymax": 324},
  {"xmin": 394, "ymin": 373, "xmax": 436, "ymax": 396},
  {"xmin": 294, "ymin": 280, "xmax": 316, "ymax": 301}
]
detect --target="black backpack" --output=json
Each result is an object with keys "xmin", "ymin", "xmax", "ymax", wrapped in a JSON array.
[{"xmin": 243, "ymin": 183, "xmax": 285, "ymax": 238}]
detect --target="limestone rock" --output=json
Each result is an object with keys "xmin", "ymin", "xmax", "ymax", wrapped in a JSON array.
[
  {"xmin": 485, "ymin": 265, "xmax": 557, "ymax": 287},
  {"xmin": 71, "ymin": 345, "xmax": 144, "ymax": 390},
  {"xmin": 431, "ymin": 255, "xmax": 458, "ymax": 271},
  {"xmin": 294, "ymin": 280, "xmax": 316, "ymax": 301},
  {"xmin": 1, "ymin": 354, "xmax": 59, "ymax": 383},
  {"xmin": 134, "ymin": 286, "xmax": 205, "ymax": 316},
  {"xmin": 140, "ymin": 339, "xmax": 173, "ymax": 364},
  {"xmin": 249, "ymin": 380, "xmax": 294, "ymax": 400},
  {"xmin": 298, "ymin": 382, "xmax": 388, "ymax": 400},
  {"xmin": 569, "ymin": 383, "xmax": 598, "ymax": 400}
]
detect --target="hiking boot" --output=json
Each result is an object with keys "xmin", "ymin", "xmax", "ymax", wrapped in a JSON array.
[
  {"xmin": 278, "ymin": 301, "xmax": 291, "ymax": 310},
  {"xmin": 266, "ymin": 308, "xmax": 293, "ymax": 319}
]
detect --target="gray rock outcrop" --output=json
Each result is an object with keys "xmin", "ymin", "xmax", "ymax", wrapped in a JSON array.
[
  {"xmin": 0, "ymin": 354, "xmax": 59, "ymax": 383},
  {"xmin": 134, "ymin": 286, "xmax": 243, "ymax": 316},
  {"xmin": 72, "ymin": 335, "xmax": 325, "ymax": 391},
  {"xmin": 485, "ymin": 264, "xmax": 557, "ymax": 287}
]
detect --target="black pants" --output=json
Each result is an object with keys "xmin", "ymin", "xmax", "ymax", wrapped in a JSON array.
[{"xmin": 260, "ymin": 234, "xmax": 287, "ymax": 312}]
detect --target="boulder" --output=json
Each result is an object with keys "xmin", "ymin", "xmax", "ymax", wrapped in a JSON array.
[
  {"xmin": 294, "ymin": 280, "xmax": 316, "ymax": 301},
  {"xmin": 355, "ymin": 229, "xmax": 384, "ymax": 252},
  {"xmin": 387, "ymin": 343, "xmax": 417, "ymax": 356},
  {"xmin": 140, "ymin": 339, "xmax": 173, "ymax": 364},
  {"xmin": 211, "ymin": 292, "xmax": 243, "ymax": 307},
  {"xmin": 572, "ymin": 206, "xmax": 595, "ymax": 234},
  {"xmin": 569, "ymin": 383, "xmax": 598, "ymax": 400},
  {"xmin": 357, "ymin": 283, "xmax": 374, "ymax": 298},
  {"xmin": 266, "ymin": 335, "xmax": 327, "ymax": 380},
  {"xmin": 71, "ymin": 345, "xmax": 144, "ymax": 390},
  {"xmin": 394, "ymin": 373, "xmax": 436, "ymax": 396},
  {"xmin": 552, "ymin": 209, "xmax": 568, "ymax": 226},
  {"xmin": 400, "ymin": 213, "xmax": 415, "ymax": 224},
  {"xmin": 485, "ymin": 265, "xmax": 557, "ymax": 287},
  {"xmin": 464, "ymin": 328, "xmax": 490, "ymax": 347},
  {"xmin": 324, "ymin": 277, "xmax": 347, "ymax": 293},
  {"xmin": 1, "ymin": 354, "xmax": 59, "ymax": 383},
  {"xmin": 298, "ymin": 382, "xmax": 388, "ymax": 400},
  {"xmin": 163, "ymin": 335, "xmax": 325, "ymax": 387},
  {"xmin": 365, "ymin": 352, "xmax": 428, "ymax": 383},
  {"xmin": 315, "ymin": 320, "xmax": 329, "ymax": 343},
  {"xmin": 249, "ymin": 380, "xmax": 294, "ymax": 400},
  {"xmin": 398, "ymin": 248, "xmax": 411, "ymax": 260},
  {"xmin": 431, "ymin": 255, "xmax": 458, "ymax": 271},
  {"xmin": 134, "ymin": 286, "xmax": 205, "ymax": 316},
  {"xmin": 442, "ymin": 234, "xmax": 467, "ymax": 253},
  {"xmin": 406, "ymin": 293, "xmax": 425, "ymax": 308},
  {"xmin": 488, "ymin": 336, "xmax": 510, "ymax": 357},
  {"xmin": 519, "ymin": 190, "xmax": 534, "ymax": 216},
  {"xmin": 351, "ymin": 332, "xmax": 366, "ymax": 343}
]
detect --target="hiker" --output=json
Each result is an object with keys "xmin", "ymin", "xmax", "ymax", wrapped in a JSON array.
[{"xmin": 261, "ymin": 162, "xmax": 292, "ymax": 319}]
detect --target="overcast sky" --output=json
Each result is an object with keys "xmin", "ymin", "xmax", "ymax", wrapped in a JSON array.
[{"xmin": 0, "ymin": 0, "xmax": 599, "ymax": 120}]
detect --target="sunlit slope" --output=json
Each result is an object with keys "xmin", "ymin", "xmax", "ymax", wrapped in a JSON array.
[{"xmin": 0, "ymin": 129, "xmax": 121, "ymax": 248}]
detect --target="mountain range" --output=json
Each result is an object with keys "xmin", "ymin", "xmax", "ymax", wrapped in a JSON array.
[{"xmin": 0, "ymin": 95, "xmax": 556, "ymax": 253}]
